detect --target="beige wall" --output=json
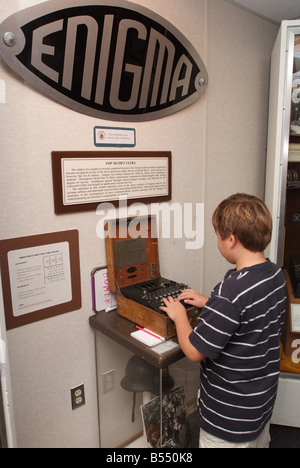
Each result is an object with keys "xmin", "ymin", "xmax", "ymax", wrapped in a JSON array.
[
  {"xmin": 0, "ymin": 0, "xmax": 278, "ymax": 447},
  {"xmin": 203, "ymin": 0, "xmax": 278, "ymax": 292}
]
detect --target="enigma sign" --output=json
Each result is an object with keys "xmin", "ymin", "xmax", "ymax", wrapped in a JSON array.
[{"xmin": 0, "ymin": 0, "xmax": 208, "ymax": 122}]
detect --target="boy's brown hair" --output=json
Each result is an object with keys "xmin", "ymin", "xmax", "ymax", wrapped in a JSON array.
[{"xmin": 212, "ymin": 193, "xmax": 273, "ymax": 252}]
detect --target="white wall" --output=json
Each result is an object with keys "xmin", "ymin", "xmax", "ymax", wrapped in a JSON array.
[{"xmin": 0, "ymin": 0, "xmax": 278, "ymax": 448}]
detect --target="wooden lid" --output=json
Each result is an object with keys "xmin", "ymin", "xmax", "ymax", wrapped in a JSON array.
[{"xmin": 105, "ymin": 216, "xmax": 160, "ymax": 293}]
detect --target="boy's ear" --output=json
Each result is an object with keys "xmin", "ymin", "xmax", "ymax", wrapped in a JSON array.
[{"xmin": 228, "ymin": 233, "xmax": 238, "ymax": 248}]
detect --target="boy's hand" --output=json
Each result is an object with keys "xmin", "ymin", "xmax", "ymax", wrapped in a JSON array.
[
  {"xmin": 160, "ymin": 295, "xmax": 206, "ymax": 363},
  {"xmin": 160, "ymin": 296, "xmax": 186, "ymax": 322},
  {"xmin": 178, "ymin": 289, "xmax": 209, "ymax": 309}
]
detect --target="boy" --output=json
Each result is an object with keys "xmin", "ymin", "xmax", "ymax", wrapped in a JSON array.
[{"xmin": 161, "ymin": 193, "xmax": 286, "ymax": 448}]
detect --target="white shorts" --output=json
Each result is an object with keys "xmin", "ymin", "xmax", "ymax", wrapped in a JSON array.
[{"xmin": 199, "ymin": 421, "xmax": 271, "ymax": 448}]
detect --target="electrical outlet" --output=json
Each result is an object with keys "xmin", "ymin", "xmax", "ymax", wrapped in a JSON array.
[
  {"xmin": 71, "ymin": 384, "xmax": 85, "ymax": 410},
  {"xmin": 103, "ymin": 370, "xmax": 115, "ymax": 394}
]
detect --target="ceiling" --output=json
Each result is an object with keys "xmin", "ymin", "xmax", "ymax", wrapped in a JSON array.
[{"xmin": 228, "ymin": 0, "xmax": 300, "ymax": 24}]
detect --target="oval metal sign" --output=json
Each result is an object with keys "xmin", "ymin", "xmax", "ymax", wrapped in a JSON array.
[{"xmin": 0, "ymin": 0, "xmax": 208, "ymax": 121}]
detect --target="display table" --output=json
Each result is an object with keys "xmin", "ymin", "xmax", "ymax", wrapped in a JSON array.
[
  {"xmin": 89, "ymin": 311, "xmax": 199, "ymax": 448},
  {"xmin": 89, "ymin": 310, "xmax": 185, "ymax": 369}
]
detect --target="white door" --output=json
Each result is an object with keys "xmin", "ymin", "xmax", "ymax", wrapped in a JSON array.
[
  {"xmin": 264, "ymin": 21, "xmax": 295, "ymax": 265},
  {"xmin": 265, "ymin": 21, "xmax": 300, "ymax": 428}
]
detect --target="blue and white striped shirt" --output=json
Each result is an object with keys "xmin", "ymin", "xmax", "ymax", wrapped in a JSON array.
[{"xmin": 189, "ymin": 260, "xmax": 286, "ymax": 443}]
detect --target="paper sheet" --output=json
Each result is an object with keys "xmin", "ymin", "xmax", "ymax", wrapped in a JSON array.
[{"xmin": 131, "ymin": 328, "xmax": 165, "ymax": 347}]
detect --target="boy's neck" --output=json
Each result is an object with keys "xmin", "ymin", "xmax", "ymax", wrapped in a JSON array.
[{"xmin": 235, "ymin": 251, "xmax": 267, "ymax": 271}]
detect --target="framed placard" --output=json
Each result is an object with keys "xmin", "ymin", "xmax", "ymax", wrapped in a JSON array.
[
  {"xmin": 52, "ymin": 151, "xmax": 172, "ymax": 214},
  {"xmin": 0, "ymin": 230, "xmax": 81, "ymax": 330}
]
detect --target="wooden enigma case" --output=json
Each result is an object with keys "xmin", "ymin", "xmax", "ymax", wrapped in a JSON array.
[{"xmin": 105, "ymin": 216, "xmax": 199, "ymax": 339}]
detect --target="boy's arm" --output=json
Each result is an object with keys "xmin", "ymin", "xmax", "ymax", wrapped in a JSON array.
[{"xmin": 160, "ymin": 297, "xmax": 206, "ymax": 363}]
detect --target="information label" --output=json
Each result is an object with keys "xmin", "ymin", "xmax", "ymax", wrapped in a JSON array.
[
  {"xmin": 291, "ymin": 304, "xmax": 300, "ymax": 333},
  {"xmin": 61, "ymin": 157, "xmax": 169, "ymax": 206},
  {"xmin": 94, "ymin": 127, "xmax": 136, "ymax": 147}
]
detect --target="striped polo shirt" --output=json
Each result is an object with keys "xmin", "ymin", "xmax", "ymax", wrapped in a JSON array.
[{"xmin": 189, "ymin": 260, "xmax": 286, "ymax": 443}]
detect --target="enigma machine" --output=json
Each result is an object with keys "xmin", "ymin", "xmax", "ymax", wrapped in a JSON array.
[{"xmin": 105, "ymin": 216, "xmax": 199, "ymax": 339}]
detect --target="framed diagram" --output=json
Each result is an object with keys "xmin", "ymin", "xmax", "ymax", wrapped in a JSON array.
[{"xmin": 0, "ymin": 230, "xmax": 81, "ymax": 330}]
